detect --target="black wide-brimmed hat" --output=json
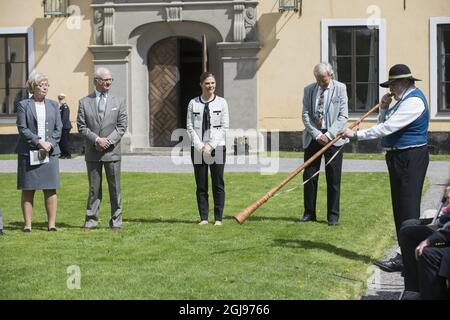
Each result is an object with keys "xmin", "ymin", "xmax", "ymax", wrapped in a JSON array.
[{"xmin": 380, "ymin": 64, "xmax": 421, "ymax": 88}]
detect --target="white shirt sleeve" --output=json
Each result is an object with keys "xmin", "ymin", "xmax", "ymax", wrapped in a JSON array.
[{"xmin": 356, "ymin": 97, "xmax": 425, "ymax": 141}]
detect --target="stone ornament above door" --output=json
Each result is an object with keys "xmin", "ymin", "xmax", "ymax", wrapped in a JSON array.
[{"xmin": 91, "ymin": 0, "xmax": 259, "ymax": 45}]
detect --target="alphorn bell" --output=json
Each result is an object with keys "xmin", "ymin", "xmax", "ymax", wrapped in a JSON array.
[{"xmin": 234, "ymin": 101, "xmax": 386, "ymax": 224}]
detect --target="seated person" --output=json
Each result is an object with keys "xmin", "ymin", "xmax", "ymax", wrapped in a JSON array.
[
  {"xmin": 437, "ymin": 202, "xmax": 450, "ymax": 226},
  {"xmin": 399, "ymin": 186, "xmax": 450, "ymax": 300}
]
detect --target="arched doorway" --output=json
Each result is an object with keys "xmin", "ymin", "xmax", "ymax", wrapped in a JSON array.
[{"xmin": 148, "ymin": 37, "xmax": 203, "ymax": 147}]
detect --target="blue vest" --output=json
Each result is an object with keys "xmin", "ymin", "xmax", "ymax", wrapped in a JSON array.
[{"xmin": 381, "ymin": 88, "xmax": 429, "ymax": 149}]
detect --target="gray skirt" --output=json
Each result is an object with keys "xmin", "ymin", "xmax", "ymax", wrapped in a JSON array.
[{"xmin": 17, "ymin": 154, "xmax": 60, "ymax": 190}]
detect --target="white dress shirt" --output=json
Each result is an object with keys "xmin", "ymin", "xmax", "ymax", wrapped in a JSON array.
[
  {"xmin": 356, "ymin": 86, "xmax": 425, "ymax": 144},
  {"xmin": 315, "ymin": 84, "xmax": 331, "ymax": 130},
  {"xmin": 94, "ymin": 90, "xmax": 108, "ymax": 143},
  {"xmin": 35, "ymin": 101, "xmax": 46, "ymax": 140},
  {"xmin": 315, "ymin": 83, "xmax": 333, "ymax": 140}
]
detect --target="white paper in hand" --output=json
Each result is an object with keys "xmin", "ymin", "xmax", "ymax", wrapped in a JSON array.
[{"xmin": 29, "ymin": 150, "xmax": 49, "ymax": 166}]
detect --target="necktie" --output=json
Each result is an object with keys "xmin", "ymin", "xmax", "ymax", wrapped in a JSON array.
[
  {"xmin": 315, "ymin": 88, "xmax": 326, "ymax": 127},
  {"xmin": 202, "ymin": 102, "xmax": 210, "ymax": 140},
  {"xmin": 98, "ymin": 93, "xmax": 106, "ymax": 121}
]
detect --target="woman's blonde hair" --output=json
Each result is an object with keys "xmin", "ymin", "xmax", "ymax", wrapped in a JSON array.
[{"xmin": 26, "ymin": 72, "xmax": 49, "ymax": 94}]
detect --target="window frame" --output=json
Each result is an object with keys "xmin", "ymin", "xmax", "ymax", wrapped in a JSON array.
[
  {"xmin": 430, "ymin": 17, "xmax": 450, "ymax": 119},
  {"xmin": 0, "ymin": 34, "xmax": 28, "ymax": 116},
  {"xmin": 321, "ymin": 19, "xmax": 386, "ymax": 120},
  {"xmin": 328, "ymin": 26, "xmax": 379, "ymax": 114},
  {"xmin": 437, "ymin": 24, "xmax": 450, "ymax": 114},
  {"xmin": 0, "ymin": 27, "xmax": 34, "ymax": 122}
]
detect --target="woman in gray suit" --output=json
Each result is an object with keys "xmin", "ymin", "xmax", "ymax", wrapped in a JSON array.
[{"xmin": 16, "ymin": 72, "xmax": 62, "ymax": 232}]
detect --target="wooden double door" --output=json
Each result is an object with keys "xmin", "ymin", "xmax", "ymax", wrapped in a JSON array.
[{"xmin": 148, "ymin": 37, "xmax": 203, "ymax": 147}]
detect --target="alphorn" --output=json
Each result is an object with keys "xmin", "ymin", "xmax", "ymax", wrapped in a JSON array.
[{"xmin": 234, "ymin": 102, "xmax": 383, "ymax": 224}]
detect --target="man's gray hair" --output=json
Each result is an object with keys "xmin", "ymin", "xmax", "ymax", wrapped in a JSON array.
[
  {"xmin": 26, "ymin": 72, "xmax": 49, "ymax": 94},
  {"xmin": 313, "ymin": 62, "xmax": 334, "ymax": 77},
  {"xmin": 93, "ymin": 67, "xmax": 112, "ymax": 83}
]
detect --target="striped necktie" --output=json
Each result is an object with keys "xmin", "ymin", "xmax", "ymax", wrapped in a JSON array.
[{"xmin": 98, "ymin": 93, "xmax": 106, "ymax": 121}]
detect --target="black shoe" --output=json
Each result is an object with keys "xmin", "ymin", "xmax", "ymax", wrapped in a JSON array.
[
  {"xmin": 328, "ymin": 220, "xmax": 339, "ymax": 226},
  {"xmin": 299, "ymin": 215, "xmax": 317, "ymax": 222},
  {"xmin": 22, "ymin": 228, "xmax": 31, "ymax": 233},
  {"xmin": 48, "ymin": 227, "xmax": 57, "ymax": 232},
  {"xmin": 0, "ymin": 229, "xmax": 3, "ymax": 236},
  {"xmin": 374, "ymin": 255, "xmax": 404, "ymax": 272}
]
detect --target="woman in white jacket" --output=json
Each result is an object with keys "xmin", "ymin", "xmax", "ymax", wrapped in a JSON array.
[{"xmin": 186, "ymin": 72, "xmax": 229, "ymax": 226}]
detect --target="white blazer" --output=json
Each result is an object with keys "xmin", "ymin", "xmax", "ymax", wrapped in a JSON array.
[{"xmin": 186, "ymin": 95, "xmax": 229, "ymax": 151}]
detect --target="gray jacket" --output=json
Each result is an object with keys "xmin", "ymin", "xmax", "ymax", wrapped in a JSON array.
[
  {"xmin": 77, "ymin": 92, "xmax": 128, "ymax": 162},
  {"xmin": 16, "ymin": 98, "xmax": 62, "ymax": 156},
  {"xmin": 302, "ymin": 80, "xmax": 349, "ymax": 148}
]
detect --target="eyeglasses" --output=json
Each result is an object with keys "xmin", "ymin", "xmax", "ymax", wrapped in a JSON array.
[{"xmin": 97, "ymin": 78, "xmax": 114, "ymax": 83}]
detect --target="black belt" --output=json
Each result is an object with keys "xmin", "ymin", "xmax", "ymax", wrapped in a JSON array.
[{"xmin": 385, "ymin": 145, "xmax": 427, "ymax": 152}]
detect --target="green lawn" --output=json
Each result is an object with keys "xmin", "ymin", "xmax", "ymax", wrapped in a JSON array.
[{"xmin": 0, "ymin": 172, "xmax": 397, "ymax": 299}]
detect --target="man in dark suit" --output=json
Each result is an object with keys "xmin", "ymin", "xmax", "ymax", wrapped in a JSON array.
[
  {"xmin": 399, "ymin": 186, "xmax": 450, "ymax": 300},
  {"xmin": 77, "ymin": 67, "xmax": 128, "ymax": 230},
  {"xmin": 300, "ymin": 62, "xmax": 348, "ymax": 226},
  {"xmin": 58, "ymin": 93, "xmax": 72, "ymax": 159}
]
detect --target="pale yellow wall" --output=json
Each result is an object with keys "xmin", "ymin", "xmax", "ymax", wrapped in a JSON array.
[
  {"xmin": 1, "ymin": 0, "xmax": 449, "ymax": 135},
  {"xmin": 0, "ymin": 0, "xmax": 93, "ymax": 134},
  {"xmin": 257, "ymin": 0, "xmax": 450, "ymax": 132}
]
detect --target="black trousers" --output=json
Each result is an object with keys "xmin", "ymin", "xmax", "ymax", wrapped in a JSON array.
[
  {"xmin": 399, "ymin": 219, "xmax": 450, "ymax": 299},
  {"xmin": 191, "ymin": 146, "xmax": 226, "ymax": 222},
  {"xmin": 385, "ymin": 145, "xmax": 429, "ymax": 239},
  {"xmin": 59, "ymin": 129, "xmax": 72, "ymax": 156},
  {"xmin": 303, "ymin": 139, "xmax": 343, "ymax": 222}
]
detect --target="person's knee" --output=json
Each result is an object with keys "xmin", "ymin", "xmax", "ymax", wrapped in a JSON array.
[
  {"xmin": 399, "ymin": 221, "xmax": 418, "ymax": 245},
  {"xmin": 401, "ymin": 218, "xmax": 421, "ymax": 230}
]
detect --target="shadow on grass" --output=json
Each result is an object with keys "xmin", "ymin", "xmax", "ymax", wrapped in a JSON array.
[
  {"xmin": 273, "ymin": 238, "xmax": 373, "ymax": 264},
  {"xmin": 223, "ymin": 215, "xmax": 329, "ymax": 224},
  {"xmin": 7, "ymin": 221, "xmax": 82, "ymax": 231},
  {"xmin": 124, "ymin": 217, "xmax": 195, "ymax": 224},
  {"xmin": 124, "ymin": 215, "xmax": 306, "ymax": 225}
]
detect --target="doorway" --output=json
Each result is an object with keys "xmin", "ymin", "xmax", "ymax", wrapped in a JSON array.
[{"xmin": 148, "ymin": 37, "xmax": 203, "ymax": 147}]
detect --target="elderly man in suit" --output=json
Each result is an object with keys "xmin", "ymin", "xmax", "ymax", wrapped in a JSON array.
[
  {"xmin": 77, "ymin": 67, "xmax": 128, "ymax": 230},
  {"xmin": 300, "ymin": 62, "xmax": 348, "ymax": 226}
]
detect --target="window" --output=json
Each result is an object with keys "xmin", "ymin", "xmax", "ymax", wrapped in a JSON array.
[
  {"xmin": 329, "ymin": 26, "xmax": 379, "ymax": 113},
  {"xmin": 437, "ymin": 24, "xmax": 450, "ymax": 113},
  {"xmin": 0, "ymin": 34, "xmax": 28, "ymax": 115}
]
